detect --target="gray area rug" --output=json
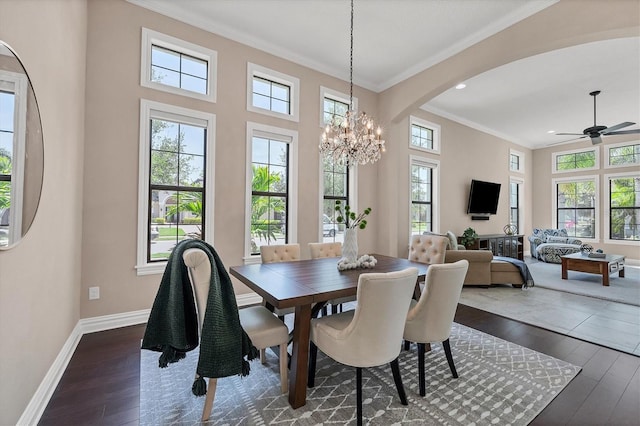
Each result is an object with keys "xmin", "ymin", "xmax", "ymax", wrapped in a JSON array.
[
  {"xmin": 526, "ymin": 260, "xmax": 639, "ymax": 306},
  {"xmin": 140, "ymin": 323, "xmax": 580, "ymax": 425}
]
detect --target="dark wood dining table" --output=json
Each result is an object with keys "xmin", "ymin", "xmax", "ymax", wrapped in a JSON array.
[{"xmin": 229, "ymin": 254, "xmax": 429, "ymax": 409}]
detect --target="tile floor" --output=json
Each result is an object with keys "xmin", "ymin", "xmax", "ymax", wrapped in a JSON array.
[{"xmin": 459, "ymin": 282, "xmax": 640, "ymax": 356}]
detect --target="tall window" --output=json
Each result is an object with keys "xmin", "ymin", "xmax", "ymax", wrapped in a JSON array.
[
  {"xmin": 509, "ymin": 181, "xmax": 520, "ymax": 233},
  {"xmin": 322, "ymin": 156, "xmax": 348, "ymax": 243},
  {"xmin": 608, "ymin": 174, "xmax": 640, "ymax": 241},
  {"xmin": 553, "ymin": 147, "xmax": 598, "ymax": 173},
  {"xmin": 555, "ymin": 177, "xmax": 597, "ymax": 239},
  {"xmin": 410, "ymin": 157, "xmax": 439, "ymax": 235},
  {"xmin": 247, "ymin": 63, "xmax": 300, "ymax": 122},
  {"xmin": 409, "ymin": 116, "xmax": 440, "ymax": 154},
  {"xmin": 606, "ymin": 142, "xmax": 640, "ymax": 168},
  {"xmin": 137, "ymin": 100, "xmax": 215, "ymax": 275},
  {"xmin": 246, "ymin": 123, "xmax": 298, "ymax": 259},
  {"xmin": 141, "ymin": 28, "xmax": 217, "ymax": 102}
]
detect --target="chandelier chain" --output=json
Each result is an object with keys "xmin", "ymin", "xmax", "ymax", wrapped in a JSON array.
[{"xmin": 350, "ymin": 0, "xmax": 354, "ymax": 110}]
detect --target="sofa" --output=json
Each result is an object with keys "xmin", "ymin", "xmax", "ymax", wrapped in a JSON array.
[
  {"xmin": 528, "ymin": 228, "xmax": 582, "ymax": 263},
  {"xmin": 444, "ymin": 249, "xmax": 524, "ymax": 288}
]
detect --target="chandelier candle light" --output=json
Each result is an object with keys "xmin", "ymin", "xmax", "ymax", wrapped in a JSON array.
[{"xmin": 319, "ymin": 0, "xmax": 385, "ymax": 167}]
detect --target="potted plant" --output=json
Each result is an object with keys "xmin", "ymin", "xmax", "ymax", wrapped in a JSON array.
[{"xmin": 460, "ymin": 227, "xmax": 478, "ymax": 248}]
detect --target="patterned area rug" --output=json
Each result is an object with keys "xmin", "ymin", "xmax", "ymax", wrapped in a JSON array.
[{"xmin": 140, "ymin": 323, "xmax": 580, "ymax": 425}]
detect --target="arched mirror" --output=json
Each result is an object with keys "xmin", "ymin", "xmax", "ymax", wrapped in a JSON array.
[{"xmin": 0, "ymin": 40, "xmax": 44, "ymax": 249}]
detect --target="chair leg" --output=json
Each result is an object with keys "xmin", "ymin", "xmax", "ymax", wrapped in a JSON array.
[
  {"xmin": 403, "ymin": 340, "xmax": 410, "ymax": 351},
  {"xmin": 443, "ymin": 338, "xmax": 458, "ymax": 378},
  {"xmin": 260, "ymin": 348, "xmax": 266, "ymax": 364},
  {"xmin": 279, "ymin": 342, "xmax": 288, "ymax": 393},
  {"xmin": 201, "ymin": 377, "xmax": 217, "ymax": 421},
  {"xmin": 356, "ymin": 367, "xmax": 363, "ymax": 426},
  {"xmin": 418, "ymin": 342, "xmax": 426, "ymax": 397},
  {"xmin": 308, "ymin": 341, "xmax": 318, "ymax": 387},
  {"xmin": 390, "ymin": 358, "xmax": 408, "ymax": 405}
]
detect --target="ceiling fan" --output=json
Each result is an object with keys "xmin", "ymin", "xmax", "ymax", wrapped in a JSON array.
[{"xmin": 554, "ymin": 90, "xmax": 640, "ymax": 145}]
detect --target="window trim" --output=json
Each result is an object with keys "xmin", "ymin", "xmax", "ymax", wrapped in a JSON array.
[
  {"xmin": 604, "ymin": 170, "xmax": 640, "ymax": 245},
  {"xmin": 136, "ymin": 99, "xmax": 216, "ymax": 275},
  {"xmin": 244, "ymin": 122, "xmax": 298, "ymax": 262},
  {"xmin": 552, "ymin": 146, "xmax": 599, "ymax": 174},
  {"xmin": 509, "ymin": 149, "xmax": 525, "ymax": 173},
  {"xmin": 140, "ymin": 28, "xmax": 218, "ymax": 103},
  {"xmin": 0, "ymin": 70, "xmax": 28, "ymax": 247},
  {"xmin": 551, "ymin": 174, "xmax": 599, "ymax": 243},
  {"xmin": 319, "ymin": 86, "xmax": 356, "ymax": 127},
  {"xmin": 409, "ymin": 116, "xmax": 441, "ymax": 154},
  {"xmin": 247, "ymin": 63, "xmax": 300, "ymax": 122},
  {"xmin": 409, "ymin": 155, "xmax": 440, "ymax": 236},
  {"xmin": 604, "ymin": 140, "xmax": 640, "ymax": 169},
  {"xmin": 509, "ymin": 176, "xmax": 524, "ymax": 235}
]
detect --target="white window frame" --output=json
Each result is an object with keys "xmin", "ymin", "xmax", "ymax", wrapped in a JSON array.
[
  {"xmin": 409, "ymin": 155, "xmax": 440, "ymax": 236},
  {"xmin": 509, "ymin": 149, "xmax": 524, "ymax": 173},
  {"xmin": 244, "ymin": 122, "xmax": 298, "ymax": 262},
  {"xmin": 551, "ymin": 174, "xmax": 599, "ymax": 243},
  {"xmin": 409, "ymin": 116, "xmax": 441, "ymax": 154},
  {"xmin": 136, "ymin": 99, "xmax": 216, "ymax": 275},
  {"xmin": 0, "ymin": 70, "xmax": 27, "ymax": 247},
  {"xmin": 604, "ymin": 170, "xmax": 640, "ymax": 245},
  {"xmin": 247, "ymin": 63, "xmax": 300, "ymax": 122},
  {"xmin": 319, "ymin": 86, "xmax": 356, "ymax": 127},
  {"xmin": 552, "ymin": 146, "xmax": 599, "ymax": 174},
  {"xmin": 317, "ymin": 152, "xmax": 358, "ymax": 242},
  {"xmin": 509, "ymin": 176, "xmax": 525, "ymax": 235},
  {"xmin": 604, "ymin": 140, "xmax": 640, "ymax": 169},
  {"xmin": 140, "ymin": 28, "xmax": 218, "ymax": 103}
]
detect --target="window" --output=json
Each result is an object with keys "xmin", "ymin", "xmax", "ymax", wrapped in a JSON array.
[
  {"xmin": 245, "ymin": 122, "xmax": 298, "ymax": 260},
  {"xmin": 320, "ymin": 86, "xmax": 353, "ymax": 127},
  {"xmin": 509, "ymin": 178, "xmax": 523, "ymax": 234},
  {"xmin": 553, "ymin": 176, "xmax": 598, "ymax": 240},
  {"xmin": 321, "ymin": 155, "xmax": 349, "ymax": 243},
  {"xmin": 410, "ymin": 156, "xmax": 439, "ymax": 235},
  {"xmin": 606, "ymin": 141, "xmax": 640, "ymax": 168},
  {"xmin": 140, "ymin": 28, "xmax": 217, "ymax": 103},
  {"xmin": 510, "ymin": 149, "xmax": 524, "ymax": 173},
  {"xmin": 137, "ymin": 100, "xmax": 215, "ymax": 275},
  {"xmin": 552, "ymin": 147, "xmax": 599, "ymax": 173},
  {"xmin": 0, "ymin": 70, "xmax": 27, "ymax": 248},
  {"xmin": 606, "ymin": 172, "xmax": 640, "ymax": 242},
  {"xmin": 247, "ymin": 63, "xmax": 300, "ymax": 122},
  {"xmin": 409, "ymin": 116, "xmax": 440, "ymax": 154}
]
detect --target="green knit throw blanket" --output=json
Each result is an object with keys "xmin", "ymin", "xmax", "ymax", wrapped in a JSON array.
[{"xmin": 141, "ymin": 239, "xmax": 258, "ymax": 395}]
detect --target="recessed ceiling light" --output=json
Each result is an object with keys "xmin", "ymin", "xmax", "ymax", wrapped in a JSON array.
[
  {"xmin": 547, "ymin": 130, "xmax": 556, "ymax": 134},
  {"xmin": 455, "ymin": 83, "xmax": 466, "ymax": 90}
]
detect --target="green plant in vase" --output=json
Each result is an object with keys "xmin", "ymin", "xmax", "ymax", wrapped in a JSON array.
[
  {"xmin": 460, "ymin": 227, "xmax": 478, "ymax": 248},
  {"xmin": 334, "ymin": 200, "xmax": 371, "ymax": 230}
]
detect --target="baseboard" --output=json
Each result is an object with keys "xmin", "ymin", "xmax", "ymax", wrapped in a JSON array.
[{"xmin": 20, "ymin": 292, "xmax": 261, "ymax": 425}]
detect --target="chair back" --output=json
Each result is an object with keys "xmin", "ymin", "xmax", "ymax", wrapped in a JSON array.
[
  {"xmin": 182, "ymin": 248, "xmax": 211, "ymax": 331},
  {"xmin": 338, "ymin": 268, "xmax": 418, "ymax": 367},
  {"xmin": 260, "ymin": 243, "xmax": 300, "ymax": 263},
  {"xmin": 408, "ymin": 234, "xmax": 448, "ymax": 264},
  {"xmin": 308, "ymin": 242, "xmax": 342, "ymax": 259},
  {"xmin": 406, "ymin": 260, "xmax": 468, "ymax": 342}
]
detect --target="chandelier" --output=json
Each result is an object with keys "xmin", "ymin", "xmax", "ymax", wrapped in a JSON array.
[{"xmin": 319, "ymin": 0, "xmax": 385, "ymax": 167}]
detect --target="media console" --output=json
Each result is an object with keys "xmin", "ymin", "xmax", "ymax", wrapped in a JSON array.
[{"xmin": 459, "ymin": 234, "xmax": 524, "ymax": 260}]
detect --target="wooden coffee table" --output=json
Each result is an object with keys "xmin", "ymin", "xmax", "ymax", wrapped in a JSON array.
[{"xmin": 561, "ymin": 252, "xmax": 625, "ymax": 286}]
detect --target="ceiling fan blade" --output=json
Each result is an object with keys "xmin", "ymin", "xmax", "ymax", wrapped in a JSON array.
[
  {"xmin": 601, "ymin": 122, "xmax": 635, "ymax": 134},
  {"xmin": 555, "ymin": 132, "xmax": 584, "ymax": 136},
  {"xmin": 605, "ymin": 129, "xmax": 640, "ymax": 135},
  {"xmin": 590, "ymin": 135, "xmax": 603, "ymax": 145},
  {"xmin": 547, "ymin": 135, "xmax": 587, "ymax": 146}
]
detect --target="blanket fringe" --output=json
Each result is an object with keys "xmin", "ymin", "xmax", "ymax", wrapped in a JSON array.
[
  {"xmin": 248, "ymin": 345, "xmax": 259, "ymax": 361},
  {"xmin": 158, "ymin": 346, "xmax": 186, "ymax": 368},
  {"xmin": 241, "ymin": 359, "xmax": 251, "ymax": 377},
  {"xmin": 192, "ymin": 375, "xmax": 207, "ymax": 396}
]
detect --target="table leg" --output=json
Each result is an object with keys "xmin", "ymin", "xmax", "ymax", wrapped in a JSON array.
[
  {"xmin": 561, "ymin": 258, "xmax": 568, "ymax": 280},
  {"xmin": 288, "ymin": 303, "xmax": 311, "ymax": 409},
  {"xmin": 619, "ymin": 267, "xmax": 625, "ymax": 278},
  {"xmin": 602, "ymin": 264, "xmax": 609, "ymax": 287}
]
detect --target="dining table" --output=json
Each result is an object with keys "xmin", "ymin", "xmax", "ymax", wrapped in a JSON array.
[{"xmin": 229, "ymin": 254, "xmax": 429, "ymax": 409}]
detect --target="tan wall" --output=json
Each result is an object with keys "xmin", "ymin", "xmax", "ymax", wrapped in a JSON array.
[
  {"xmin": 533, "ymin": 136, "xmax": 640, "ymax": 260},
  {"xmin": 0, "ymin": 0, "xmax": 87, "ymax": 423}
]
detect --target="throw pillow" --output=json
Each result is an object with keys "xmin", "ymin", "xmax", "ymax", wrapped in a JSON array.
[
  {"xmin": 547, "ymin": 236, "xmax": 568, "ymax": 244},
  {"xmin": 446, "ymin": 231, "xmax": 458, "ymax": 250}
]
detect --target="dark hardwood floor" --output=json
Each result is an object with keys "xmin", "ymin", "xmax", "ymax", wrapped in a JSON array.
[{"xmin": 39, "ymin": 305, "xmax": 640, "ymax": 425}]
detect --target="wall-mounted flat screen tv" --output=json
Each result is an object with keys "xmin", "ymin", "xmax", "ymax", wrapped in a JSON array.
[{"xmin": 467, "ymin": 179, "xmax": 501, "ymax": 215}]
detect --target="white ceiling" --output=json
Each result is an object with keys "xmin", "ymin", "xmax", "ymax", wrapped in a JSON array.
[{"xmin": 129, "ymin": 0, "xmax": 640, "ymax": 150}]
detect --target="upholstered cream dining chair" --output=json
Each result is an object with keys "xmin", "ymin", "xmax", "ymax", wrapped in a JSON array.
[
  {"xmin": 260, "ymin": 243, "xmax": 300, "ymax": 319},
  {"xmin": 308, "ymin": 242, "xmax": 354, "ymax": 315},
  {"xmin": 308, "ymin": 268, "xmax": 418, "ymax": 426},
  {"xmin": 408, "ymin": 234, "xmax": 449, "ymax": 265},
  {"xmin": 183, "ymin": 248, "xmax": 289, "ymax": 421},
  {"xmin": 403, "ymin": 259, "xmax": 469, "ymax": 397}
]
